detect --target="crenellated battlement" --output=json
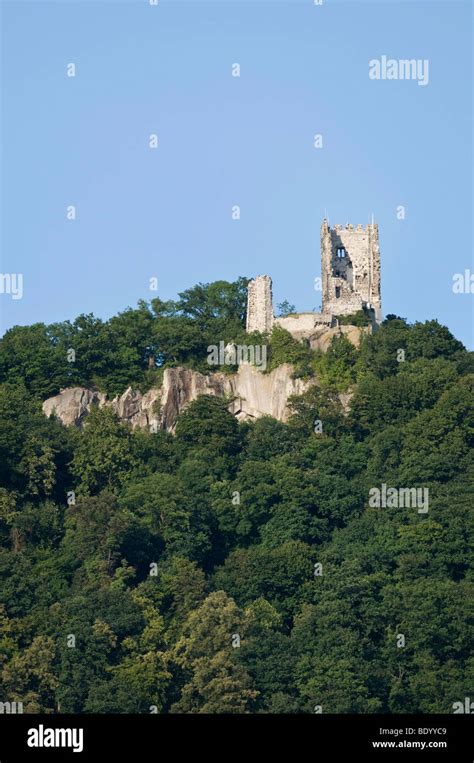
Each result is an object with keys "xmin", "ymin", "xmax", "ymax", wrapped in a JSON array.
[{"xmin": 332, "ymin": 222, "xmax": 378, "ymax": 233}]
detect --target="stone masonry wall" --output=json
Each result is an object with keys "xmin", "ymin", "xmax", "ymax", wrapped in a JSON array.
[
  {"xmin": 246, "ymin": 275, "xmax": 274, "ymax": 334},
  {"xmin": 321, "ymin": 219, "xmax": 381, "ymax": 320}
]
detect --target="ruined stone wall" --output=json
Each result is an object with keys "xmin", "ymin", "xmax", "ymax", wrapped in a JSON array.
[
  {"xmin": 274, "ymin": 312, "xmax": 333, "ymax": 341},
  {"xmin": 246, "ymin": 274, "xmax": 274, "ymax": 334},
  {"xmin": 321, "ymin": 219, "xmax": 381, "ymax": 320}
]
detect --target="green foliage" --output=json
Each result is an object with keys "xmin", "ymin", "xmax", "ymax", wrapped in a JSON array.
[
  {"xmin": 213, "ymin": 541, "xmax": 314, "ymax": 620},
  {"xmin": 356, "ymin": 317, "xmax": 464, "ymax": 381},
  {"xmin": 0, "ymin": 282, "xmax": 472, "ymax": 714},
  {"xmin": 71, "ymin": 408, "xmax": 138, "ymax": 495},
  {"xmin": 276, "ymin": 300, "xmax": 296, "ymax": 317},
  {"xmin": 267, "ymin": 326, "xmax": 314, "ymax": 377},
  {"xmin": 0, "ymin": 279, "xmax": 249, "ymax": 398},
  {"xmin": 175, "ymin": 395, "xmax": 241, "ymax": 458},
  {"xmin": 350, "ymin": 358, "xmax": 458, "ymax": 435},
  {"xmin": 337, "ymin": 309, "xmax": 373, "ymax": 327},
  {"xmin": 242, "ymin": 416, "xmax": 304, "ymax": 460},
  {"xmin": 313, "ymin": 334, "xmax": 358, "ymax": 390},
  {"xmin": 288, "ymin": 385, "xmax": 346, "ymax": 437},
  {"xmin": 0, "ymin": 324, "xmax": 70, "ymax": 399},
  {"xmin": 170, "ymin": 591, "xmax": 258, "ymax": 713},
  {"xmin": 0, "ymin": 382, "xmax": 73, "ymax": 499}
]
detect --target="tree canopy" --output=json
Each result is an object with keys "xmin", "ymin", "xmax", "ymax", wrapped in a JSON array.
[{"xmin": 0, "ymin": 279, "xmax": 472, "ymax": 713}]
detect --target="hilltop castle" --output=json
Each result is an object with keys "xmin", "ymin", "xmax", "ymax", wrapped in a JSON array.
[
  {"xmin": 42, "ymin": 219, "xmax": 383, "ymax": 431},
  {"xmin": 246, "ymin": 218, "xmax": 382, "ymax": 340}
]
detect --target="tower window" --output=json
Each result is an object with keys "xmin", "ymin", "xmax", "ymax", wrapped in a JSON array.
[
  {"xmin": 337, "ymin": 247, "xmax": 346, "ymax": 258},
  {"xmin": 335, "ymin": 286, "xmax": 341, "ymax": 298}
]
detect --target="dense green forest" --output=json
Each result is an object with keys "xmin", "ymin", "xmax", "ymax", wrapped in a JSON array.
[{"xmin": 0, "ymin": 279, "xmax": 472, "ymax": 713}]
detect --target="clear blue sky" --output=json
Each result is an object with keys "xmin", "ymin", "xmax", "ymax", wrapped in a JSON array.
[{"xmin": 1, "ymin": 0, "xmax": 472, "ymax": 348}]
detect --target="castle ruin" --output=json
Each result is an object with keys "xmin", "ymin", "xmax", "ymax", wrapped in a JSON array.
[
  {"xmin": 321, "ymin": 219, "xmax": 381, "ymax": 321},
  {"xmin": 246, "ymin": 274, "xmax": 274, "ymax": 333},
  {"xmin": 246, "ymin": 218, "xmax": 382, "ymax": 339}
]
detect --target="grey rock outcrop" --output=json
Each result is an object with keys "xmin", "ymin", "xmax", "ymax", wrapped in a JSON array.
[
  {"xmin": 225, "ymin": 363, "xmax": 308, "ymax": 421},
  {"xmin": 42, "ymin": 387, "xmax": 107, "ymax": 427},
  {"xmin": 42, "ymin": 364, "xmax": 312, "ymax": 433}
]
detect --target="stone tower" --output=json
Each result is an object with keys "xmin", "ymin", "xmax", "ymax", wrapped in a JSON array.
[
  {"xmin": 246, "ymin": 275, "xmax": 274, "ymax": 333},
  {"xmin": 321, "ymin": 219, "xmax": 381, "ymax": 322}
]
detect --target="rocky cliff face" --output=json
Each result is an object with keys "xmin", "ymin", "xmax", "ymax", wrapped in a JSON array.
[
  {"xmin": 42, "ymin": 364, "xmax": 311, "ymax": 432},
  {"xmin": 42, "ymin": 387, "xmax": 108, "ymax": 427}
]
